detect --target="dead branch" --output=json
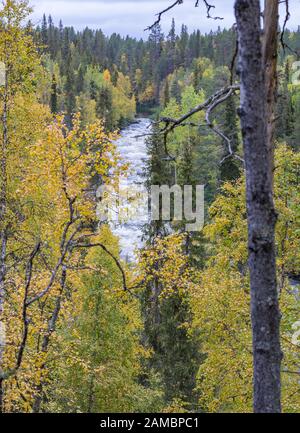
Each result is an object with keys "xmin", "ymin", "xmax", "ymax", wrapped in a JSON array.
[
  {"xmin": 145, "ymin": 0, "xmax": 222, "ymax": 31},
  {"xmin": 230, "ymin": 26, "xmax": 239, "ymax": 85},
  {"xmin": 0, "ymin": 242, "xmax": 41, "ymax": 381},
  {"xmin": 16, "ymin": 242, "xmax": 41, "ymax": 371},
  {"xmin": 160, "ymin": 84, "xmax": 240, "ymax": 134},
  {"xmin": 282, "ymin": 370, "xmax": 300, "ymax": 376},
  {"xmin": 75, "ymin": 242, "xmax": 139, "ymax": 299},
  {"xmin": 157, "ymin": 84, "xmax": 244, "ymax": 165},
  {"xmin": 201, "ymin": 0, "xmax": 224, "ymax": 20},
  {"xmin": 279, "ymin": 0, "xmax": 298, "ymax": 56},
  {"xmin": 280, "ymin": 0, "xmax": 290, "ymax": 52},
  {"xmin": 145, "ymin": 0, "xmax": 183, "ymax": 31}
]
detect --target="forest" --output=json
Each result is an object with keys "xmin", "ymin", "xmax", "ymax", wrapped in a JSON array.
[{"xmin": 0, "ymin": 0, "xmax": 300, "ymax": 415}]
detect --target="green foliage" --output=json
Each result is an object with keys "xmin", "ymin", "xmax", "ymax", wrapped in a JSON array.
[
  {"xmin": 47, "ymin": 227, "xmax": 163, "ymax": 413},
  {"xmin": 192, "ymin": 145, "xmax": 300, "ymax": 413},
  {"xmin": 138, "ymin": 235, "xmax": 204, "ymax": 410},
  {"xmin": 2, "ymin": 5, "xmax": 300, "ymax": 414}
]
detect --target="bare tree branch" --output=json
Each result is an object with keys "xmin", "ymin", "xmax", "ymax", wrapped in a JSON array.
[
  {"xmin": 280, "ymin": 0, "xmax": 290, "ymax": 52},
  {"xmin": 279, "ymin": 0, "xmax": 298, "ymax": 56},
  {"xmin": 145, "ymin": 0, "xmax": 222, "ymax": 31},
  {"xmin": 145, "ymin": 0, "xmax": 183, "ymax": 31},
  {"xmin": 0, "ymin": 242, "xmax": 41, "ymax": 381},
  {"xmin": 201, "ymin": 0, "xmax": 224, "ymax": 20},
  {"xmin": 16, "ymin": 242, "xmax": 41, "ymax": 371},
  {"xmin": 157, "ymin": 84, "xmax": 244, "ymax": 165},
  {"xmin": 160, "ymin": 84, "xmax": 239, "ymax": 134},
  {"xmin": 32, "ymin": 266, "xmax": 67, "ymax": 413},
  {"xmin": 75, "ymin": 243, "xmax": 139, "ymax": 299},
  {"xmin": 230, "ymin": 26, "xmax": 239, "ymax": 85}
]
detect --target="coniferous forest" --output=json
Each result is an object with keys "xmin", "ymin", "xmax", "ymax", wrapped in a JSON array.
[{"xmin": 0, "ymin": 0, "xmax": 300, "ymax": 416}]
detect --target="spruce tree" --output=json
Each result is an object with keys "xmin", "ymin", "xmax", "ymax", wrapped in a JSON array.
[
  {"xmin": 41, "ymin": 13, "xmax": 48, "ymax": 48},
  {"xmin": 276, "ymin": 61, "xmax": 294, "ymax": 143},
  {"xmin": 50, "ymin": 74, "xmax": 58, "ymax": 114},
  {"xmin": 220, "ymin": 94, "xmax": 241, "ymax": 182},
  {"xmin": 141, "ymin": 128, "xmax": 203, "ymax": 409}
]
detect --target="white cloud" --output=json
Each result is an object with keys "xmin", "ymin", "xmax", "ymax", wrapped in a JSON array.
[{"xmin": 30, "ymin": 0, "xmax": 300, "ymax": 38}]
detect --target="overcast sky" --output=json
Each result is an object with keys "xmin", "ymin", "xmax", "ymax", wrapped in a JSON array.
[{"xmin": 30, "ymin": 0, "xmax": 300, "ymax": 38}]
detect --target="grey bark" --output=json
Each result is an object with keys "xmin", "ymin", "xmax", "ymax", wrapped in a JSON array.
[
  {"xmin": 0, "ymin": 62, "xmax": 8, "ymax": 414},
  {"xmin": 32, "ymin": 267, "xmax": 66, "ymax": 413},
  {"xmin": 235, "ymin": 0, "xmax": 282, "ymax": 413}
]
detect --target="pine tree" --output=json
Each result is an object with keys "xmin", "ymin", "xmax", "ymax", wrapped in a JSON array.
[
  {"xmin": 144, "ymin": 126, "xmax": 172, "ymax": 241},
  {"xmin": 163, "ymin": 79, "xmax": 170, "ymax": 107},
  {"xmin": 59, "ymin": 19, "xmax": 64, "ymax": 45},
  {"xmin": 41, "ymin": 13, "xmax": 48, "ymax": 48},
  {"xmin": 170, "ymin": 79, "xmax": 181, "ymax": 103},
  {"xmin": 177, "ymin": 24, "xmax": 189, "ymax": 67},
  {"xmin": 220, "ymin": 95, "xmax": 241, "ymax": 182},
  {"xmin": 276, "ymin": 61, "xmax": 294, "ymax": 143},
  {"xmin": 166, "ymin": 18, "xmax": 176, "ymax": 74},
  {"xmin": 50, "ymin": 74, "xmax": 58, "ymax": 114},
  {"xmin": 65, "ymin": 56, "xmax": 76, "ymax": 123},
  {"xmin": 96, "ymin": 85, "xmax": 113, "ymax": 130},
  {"xmin": 76, "ymin": 65, "xmax": 85, "ymax": 94}
]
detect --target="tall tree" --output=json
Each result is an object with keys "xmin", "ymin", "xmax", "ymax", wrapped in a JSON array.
[
  {"xmin": 276, "ymin": 61, "xmax": 294, "ymax": 141},
  {"xmin": 0, "ymin": 0, "xmax": 40, "ymax": 410},
  {"xmin": 235, "ymin": 0, "xmax": 282, "ymax": 413},
  {"xmin": 41, "ymin": 13, "xmax": 47, "ymax": 47},
  {"xmin": 166, "ymin": 18, "xmax": 176, "ymax": 74},
  {"xmin": 50, "ymin": 73, "xmax": 58, "ymax": 114}
]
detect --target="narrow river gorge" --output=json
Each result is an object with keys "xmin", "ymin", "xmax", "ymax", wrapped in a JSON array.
[{"xmin": 111, "ymin": 118, "xmax": 151, "ymax": 262}]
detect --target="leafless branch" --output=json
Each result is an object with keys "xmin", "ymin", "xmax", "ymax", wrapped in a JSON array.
[
  {"xmin": 157, "ymin": 84, "xmax": 244, "ymax": 165},
  {"xmin": 145, "ymin": 0, "xmax": 222, "ymax": 31},
  {"xmin": 145, "ymin": 0, "xmax": 183, "ymax": 31},
  {"xmin": 32, "ymin": 266, "xmax": 68, "ymax": 412},
  {"xmin": 230, "ymin": 26, "xmax": 239, "ymax": 85},
  {"xmin": 282, "ymin": 370, "xmax": 300, "ymax": 376},
  {"xmin": 201, "ymin": 0, "xmax": 224, "ymax": 20},
  {"xmin": 16, "ymin": 242, "xmax": 41, "ymax": 371},
  {"xmin": 0, "ymin": 243, "xmax": 41, "ymax": 380},
  {"xmin": 41, "ymin": 266, "xmax": 66, "ymax": 353},
  {"xmin": 279, "ymin": 0, "xmax": 298, "ymax": 56},
  {"xmin": 160, "ymin": 85, "xmax": 240, "ymax": 134},
  {"xmin": 75, "ymin": 243, "xmax": 139, "ymax": 299},
  {"xmin": 280, "ymin": 0, "xmax": 290, "ymax": 52},
  {"xmin": 26, "ymin": 241, "xmax": 69, "ymax": 306},
  {"xmin": 205, "ymin": 88, "xmax": 244, "ymax": 165}
]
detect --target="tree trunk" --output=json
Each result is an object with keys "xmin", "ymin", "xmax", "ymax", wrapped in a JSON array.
[
  {"xmin": 0, "ymin": 64, "xmax": 8, "ymax": 414},
  {"xmin": 235, "ymin": 0, "xmax": 282, "ymax": 413},
  {"xmin": 32, "ymin": 267, "xmax": 66, "ymax": 413}
]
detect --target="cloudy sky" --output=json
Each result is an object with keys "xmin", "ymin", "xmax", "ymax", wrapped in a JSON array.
[{"xmin": 30, "ymin": 0, "xmax": 300, "ymax": 38}]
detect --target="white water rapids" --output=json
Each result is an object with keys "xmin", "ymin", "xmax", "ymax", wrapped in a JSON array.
[{"xmin": 111, "ymin": 118, "xmax": 151, "ymax": 262}]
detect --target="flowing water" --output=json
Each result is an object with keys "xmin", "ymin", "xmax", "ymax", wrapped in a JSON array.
[{"xmin": 112, "ymin": 118, "xmax": 151, "ymax": 262}]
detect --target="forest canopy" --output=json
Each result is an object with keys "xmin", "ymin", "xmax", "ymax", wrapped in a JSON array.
[{"xmin": 0, "ymin": 0, "xmax": 300, "ymax": 415}]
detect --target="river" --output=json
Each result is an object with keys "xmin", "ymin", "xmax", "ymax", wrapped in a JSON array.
[{"xmin": 112, "ymin": 118, "xmax": 151, "ymax": 262}]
